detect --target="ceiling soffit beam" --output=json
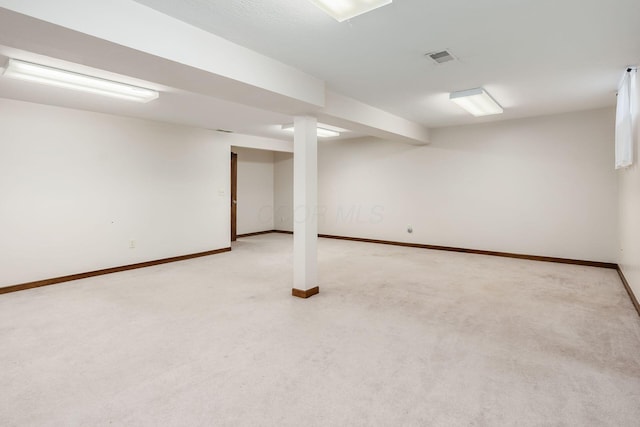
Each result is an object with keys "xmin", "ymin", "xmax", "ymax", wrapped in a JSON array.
[
  {"xmin": 316, "ymin": 91, "xmax": 430, "ymax": 145},
  {"xmin": 0, "ymin": 0, "xmax": 325, "ymax": 110},
  {"xmin": 0, "ymin": 1, "xmax": 430, "ymax": 145},
  {"xmin": 0, "ymin": 11, "xmax": 319, "ymax": 114},
  {"xmin": 222, "ymin": 133, "xmax": 293, "ymax": 153}
]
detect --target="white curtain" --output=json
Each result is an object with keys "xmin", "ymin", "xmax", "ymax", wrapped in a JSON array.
[{"xmin": 616, "ymin": 68, "xmax": 637, "ymax": 169}]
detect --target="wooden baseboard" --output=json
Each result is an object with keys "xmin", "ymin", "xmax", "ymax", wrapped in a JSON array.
[
  {"xmin": 616, "ymin": 267, "xmax": 640, "ymax": 317},
  {"xmin": 272, "ymin": 229, "xmax": 615, "ymax": 268},
  {"xmin": 5, "ymin": 231, "xmax": 637, "ymax": 316},
  {"xmin": 0, "ymin": 247, "xmax": 232, "ymax": 295},
  {"xmin": 316, "ymin": 234, "xmax": 617, "ymax": 269},
  {"xmin": 292, "ymin": 286, "xmax": 319, "ymax": 299},
  {"xmin": 269, "ymin": 231, "xmax": 638, "ymax": 314},
  {"xmin": 236, "ymin": 230, "xmax": 275, "ymax": 238}
]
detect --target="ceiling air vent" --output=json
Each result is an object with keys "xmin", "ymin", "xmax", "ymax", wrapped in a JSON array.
[{"xmin": 426, "ymin": 50, "xmax": 456, "ymax": 64}]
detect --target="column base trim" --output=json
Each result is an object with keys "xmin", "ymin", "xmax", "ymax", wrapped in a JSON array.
[{"xmin": 292, "ymin": 286, "xmax": 320, "ymax": 299}]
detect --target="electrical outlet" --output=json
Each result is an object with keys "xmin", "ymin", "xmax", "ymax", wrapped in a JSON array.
[{"xmin": 129, "ymin": 239, "xmax": 136, "ymax": 249}]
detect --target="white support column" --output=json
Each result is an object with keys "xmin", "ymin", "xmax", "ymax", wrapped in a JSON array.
[{"xmin": 292, "ymin": 116, "xmax": 319, "ymax": 298}]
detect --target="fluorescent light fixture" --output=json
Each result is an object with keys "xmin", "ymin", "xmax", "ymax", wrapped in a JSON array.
[
  {"xmin": 282, "ymin": 124, "xmax": 341, "ymax": 138},
  {"xmin": 2, "ymin": 59, "xmax": 159, "ymax": 103},
  {"xmin": 449, "ymin": 87, "xmax": 503, "ymax": 117},
  {"xmin": 309, "ymin": 0, "xmax": 392, "ymax": 22}
]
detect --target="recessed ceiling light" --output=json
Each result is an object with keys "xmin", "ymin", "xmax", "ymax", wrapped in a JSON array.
[
  {"xmin": 282, "ymin": 124, "xmax": 341, "ymax": 138},
  {"xmin": 309, "ymin": 0, "xmax": 392, "ymax": 22},
  {"xmin": 2, "ymin": 59, "xmax": 159, "ymax": 103},
  {"xmin": 449, "ymin": 88, "xmax": 503, "ymax": 117}
]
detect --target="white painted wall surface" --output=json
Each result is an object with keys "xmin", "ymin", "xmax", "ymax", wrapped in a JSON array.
[
  {"xmin": 274, "ymin": 152, "xmax": 294, "ymax": 232},
  {"xmin": 0, "ymin": 98, "xmax": 230, "ymax": 287},
  {"xmin": 276, "ymin": 108, "xmax": 618, "ymax": 262},
  {"xmin": 233, "ymin": 147, "xmax": 275, "ymax": 234},
  {"xmin": 618, "ymin": 88, "xmax": 640, "ymax": 301}
]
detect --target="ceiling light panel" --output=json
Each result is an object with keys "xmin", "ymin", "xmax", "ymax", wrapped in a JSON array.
[
  {"xmin": 316, "ymin": 127, "xmax": 341, "ymax": 138},
  {"xmin": 282, "ymin": 124, "xmax": 341, "ymax": 138},
  {"xmin": 309, "ymin": 0, "xmax": 392, "ymax": 22},
  {"xmin": 2, "ymin": 59, "xmax": 159, "ymax": 103},
  {"xmin": 449, "ymin": 88, "xmax": 503, "ymax": 117}
]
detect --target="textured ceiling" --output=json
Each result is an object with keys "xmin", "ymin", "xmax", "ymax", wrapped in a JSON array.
[{"xmin": 133, "ymin": 0, "xmax": 640, "ymax": 127}]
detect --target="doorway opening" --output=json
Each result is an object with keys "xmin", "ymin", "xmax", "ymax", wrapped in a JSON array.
[{"xmin": 230, "ymin": 151, "xmax": 237, "ymax": 242}]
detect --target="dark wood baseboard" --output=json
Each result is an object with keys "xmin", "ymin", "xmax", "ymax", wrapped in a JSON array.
[
  {"xmin": 272, "ymin": 230, "xmax": 293, "ymax": 235},
  {"xmin": 292, "ymin": 286, "xmax": 320, "ymax": 299},
  {"xmin": 617, "ymin": 267, "xmax": 640, "ymax": 317},
  {"xmin": 236, "ymin": 230, "xmax": 275, "ymax": 238},
  {"xmin": 316, "ymin": 234, "xmax": 618, "ymax": 269},
  {"xmin": 273, "ymin": 229, "xmax": 615, "ymax": 268},
  {"xmin": 270, "ymin": 230, "xmax": 638, "ymax": 313},
  {"xmin": 0, "ymin": 247, "xmax": 232, "ymax": 295}
]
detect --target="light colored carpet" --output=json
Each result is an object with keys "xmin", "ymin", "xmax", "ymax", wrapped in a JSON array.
[{"xmin": 1, "ymin": 234, "xmax": 639, "ymax": 426}]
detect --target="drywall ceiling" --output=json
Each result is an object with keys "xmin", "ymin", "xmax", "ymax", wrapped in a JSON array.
[
  {"xmin": 133, "ymin": 0, "xmax": 640, "ymax": 127},
  {"xmin": 0, "ymin": 9, "xmax": 366, "ymax": 143},
  {"xmin": 0, "ymin": 49, "xmax": 299, "ymax": 140}
]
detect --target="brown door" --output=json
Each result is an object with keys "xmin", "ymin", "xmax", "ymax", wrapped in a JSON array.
[{"xmin": 230, "ymin": 152, "xmax": 238, "ymax": 242}]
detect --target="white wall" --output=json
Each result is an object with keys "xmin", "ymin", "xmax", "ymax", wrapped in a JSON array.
[
  {"xmin": 233, "ymin": 147, "xmax": 275, "ymax": 234},
  {"xmin": 0, "ymin": 98, "xmax": 231, "ymax": 287},
  {"xmin": 618, "ymin": 88, "xmax": 640, "ymax": 300},
  {"xmin": 1, "ymin": 99, "xmax": 621, "ymax": 287},
  {"xmin": 275, "ymin": 108, "xmax": 618, "ymax": 262},
  {"xmin": 274, "ymin": 151, "xmax": 294, "ymax": 232}
]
